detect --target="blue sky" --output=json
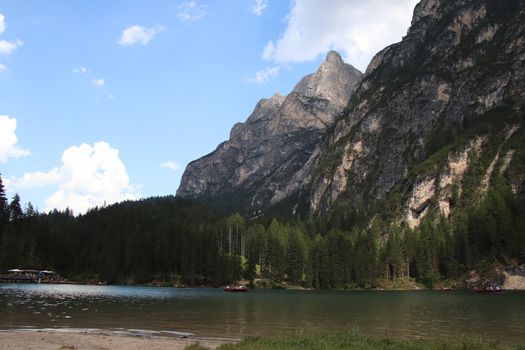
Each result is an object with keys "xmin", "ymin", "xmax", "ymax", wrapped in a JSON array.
[{"xmin": 0, "ymin": 0, "xmax": 418, "ymax": 214}]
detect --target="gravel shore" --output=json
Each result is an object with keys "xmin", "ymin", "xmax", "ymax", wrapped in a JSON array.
[{"xmin": 0, "ymin": 330, "xmax": 235, "ymax": 350}]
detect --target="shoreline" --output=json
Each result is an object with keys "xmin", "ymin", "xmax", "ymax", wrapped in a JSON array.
[
  {"xmin": 2, "ymin": 281, "xmax": 525, "ymax": 291},
  {"xmin": 0, "ymin": 328, "xmax": 238, "ymax": 350}
]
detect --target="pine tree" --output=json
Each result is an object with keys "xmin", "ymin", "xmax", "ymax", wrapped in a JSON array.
[
  {"xmin": 452, "ymin": 213, "xmax": 471, "ymax": 271},
  {"xmin": 9, "ymin": 194, "xmax": 23, "ymax": 223},
  {"xmin": 384, "ymin": 226, "xmax": 404, "ymax": 279},
  {"xmin": 0, "ymin": 174, "xmax": 8, "ymax": 240},
  {"xmin": 310, "ymin": 234, "xmax": 328, "ymax": 289},
  {"xmin": 266, "ymin": 219, "xmax": 287, "ymax": 281},
  {"xmin": 25, "ymin": 202, "xmax": 37, "ymax": 217},
  {"xmin": 326, "ymin": 229, "xmax": 352, "ymax": 288},
  {"xmin": 286, "ymin": 227, "xmax": 306, "ymax": 285},
  {"xmin": 226, "ymin": 213, "xmax": 245, "ymax": 256}
]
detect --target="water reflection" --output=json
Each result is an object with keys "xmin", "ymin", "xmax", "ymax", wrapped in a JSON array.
[{"xmin": 1, "ymin": 284, "xmax": 524, "ymax": 345}]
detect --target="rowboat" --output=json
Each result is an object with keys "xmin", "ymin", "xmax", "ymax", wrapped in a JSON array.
[{"xmin": 224, "ymin": 285, "xmax": 249, "ymax": 292}]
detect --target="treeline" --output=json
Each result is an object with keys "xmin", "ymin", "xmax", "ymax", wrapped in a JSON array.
[
  {"xmin": 0, "ymin": 174, "xmax": 523, "ymax": 288},
  {"xmin": 246, "ymin": 180, "xmax": 524, "ymax": 288}
]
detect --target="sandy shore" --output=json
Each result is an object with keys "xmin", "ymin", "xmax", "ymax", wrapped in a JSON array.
[{"xmin": 0, "ymin": 330, "xmax": 236, "ymax": 350}]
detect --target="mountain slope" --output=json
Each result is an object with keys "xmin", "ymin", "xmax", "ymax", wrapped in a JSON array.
[{"xmin": 305, "ymin": 0, "xmax": 524, "ymax": 226}]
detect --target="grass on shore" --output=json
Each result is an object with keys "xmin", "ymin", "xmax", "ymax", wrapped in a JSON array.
[{"xmin": 185, "ymin": 331, "xmax": 525, "ymax": 350}]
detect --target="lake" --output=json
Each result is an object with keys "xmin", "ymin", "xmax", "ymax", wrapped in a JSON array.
[{"xmin": 1, "ymin": 284, "xmax": 524, "ymax": 345}]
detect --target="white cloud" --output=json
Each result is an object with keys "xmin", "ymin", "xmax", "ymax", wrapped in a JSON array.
[
  {"xmin": 250, "ymin": 66, "xmax": 280, "ymax": 84},
  {"xmin": 0, "ymin": 14, "xmax": 5, "ymax": 34},
  {"xmin": 12, "ymin": 168, "xmax": 61, "ymax": 188},
  {"xmin": 161, "ymin": 161, "xmax": 179, "ymax": 172},
  {"xmin": 0, "ymin": 14, "xmax": 22, "ymax": 70},
  {"xmin": 12, "ymin": 142, "xmax": 139, "ymax": 214},
  {"xmin": 262, "ymin": 0, "xmax": 419, "ymax": 71},
  {"xmin": 177, "ymin": 1, "xmax": 207, "ymax": 22},
  {"xmin": 0, "ymin": 39, "xmax": 23, "ymax": 56},
  {"xmin": 73, "ymin": 67, "xmax": 88, "ymax": 75},
  {"xmin": 250, "ymin": 0, "xmax": 268, "ymax": 15},
  {"xmin": 0, "ymin": 115, "xmax": 30, "ymax": 163},
  {"xmin": 73, "ymin": 67, "xmax": 113, "ymax": 99},
  {"xmin": 92, "ymin": 78, "xmax": 105, "ymax": 87},
  {"xmin": 118, "ymin": 25, "xmax": 165, "ymax": 46}
]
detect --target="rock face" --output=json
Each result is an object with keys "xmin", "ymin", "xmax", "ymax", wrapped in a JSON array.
[
  {"xmin": 303, "ymin": 0, "xmax": 525, "ymax": 222},
  {"xmin": 178, "ymin": 0, "xmax": 525, "ymax": 225},
  {"xmin": 177, "ymin": 51, "xmax": 363, "ymax": 216}
]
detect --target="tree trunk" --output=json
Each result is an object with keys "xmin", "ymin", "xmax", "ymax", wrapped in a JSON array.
[{"xmin": 228, "ymin": 227, "xmax": 232, "ymax": 255}]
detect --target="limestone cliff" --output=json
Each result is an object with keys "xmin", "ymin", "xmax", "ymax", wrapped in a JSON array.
[{"xmin": 305, "ymin": 0, "xmax": 525, "ymax": 225}]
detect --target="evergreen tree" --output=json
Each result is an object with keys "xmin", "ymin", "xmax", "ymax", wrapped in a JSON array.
[
  {"xmin": 226, "ymin": 213, "xmax": 245, "ymax": 256},
  {"xmin": 309, "ymin": 234, "xmax": 329, "ymax": 289},
  {"xmin": 245, "ymin": 223, "xmax": 266, "ymax": 281},
  {"xmin": 286, "ymin": 227, "xmax": 306, "ymax": 285},
  {"xmin": 326, "ymin": 229, "xmax": 352, "ymax": 288},
  {"xmin": 266, "ymin": 219, "xmax": 287, "ymax": 281},
  {"xmin": 0, "ymin": 174, "xmax": 8, "ymax": 241},
  {"xmin": 353, "ymin": 223, "xmax": 379, "ymax": 289},
  {"xmin": 452, "ymin": 213, "xmax": 471, "ymax": 271},
  {"xmin": 384, "ymin": 226, "xmax": 404, "ymax": 279},
  {"xmin": 9, "ymin": 194, "xmax": 23, "ymax": 223},
  {"xmin": 25, "ymin": 202, "xmax": 37, "ymax": 217}
]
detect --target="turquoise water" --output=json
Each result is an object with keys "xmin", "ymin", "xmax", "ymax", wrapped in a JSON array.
[{"xmin": 0, "ymin": 284, "xmax": 524, "ymax": 345}]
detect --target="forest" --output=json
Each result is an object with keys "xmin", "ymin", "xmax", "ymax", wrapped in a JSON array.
[{"xmin": 0, "ymin": 171, "xmax": 523, "ymax": 289}]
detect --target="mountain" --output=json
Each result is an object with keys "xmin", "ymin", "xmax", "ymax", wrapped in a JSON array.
[
  {"xmin": 178, "ymin": 0, "xmax": 524, "ymax": 228},
  {"xmin": 306, "ymin": 0, "xmax": 524, "ymax": 225},
  {"xmin": 177, "ymin": 51, "xmax": 363, "ymax": 216}
]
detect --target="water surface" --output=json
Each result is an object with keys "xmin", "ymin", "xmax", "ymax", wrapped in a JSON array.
[{"xmin": 1, "ymin": 284, "xmax": 524, "ymax": 345}]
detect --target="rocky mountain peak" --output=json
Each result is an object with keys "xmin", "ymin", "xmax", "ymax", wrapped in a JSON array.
[
  {"xmin": 267, "ymin": 92, "xmax": 285, "ymax": 104},
  {"xmin": 259, "ymin": 92, "xmax": 286, "ymax": 110},
  {"xmin": 412, "ymin": 0, "xmax": 441, "ymax": 25},
  {"xmin": 326, "ymin": 50, "xmax": 344, "ymax": 63},
  {"xmin": 293, "ymin": 50, "xmax": 362, "ymax": 107}
]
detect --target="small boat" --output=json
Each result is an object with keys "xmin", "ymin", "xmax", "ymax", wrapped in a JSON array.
[
  {"xmin": 224, "ymin": 285, "xmax": 249, "ymax": 292},
  {"xmin": 441, "ymin": 287, "xmax": 452, "ymax": 291}
]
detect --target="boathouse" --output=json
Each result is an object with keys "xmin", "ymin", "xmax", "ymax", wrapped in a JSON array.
[{"xmin": 0, "ymin": 269, "xmax": 59, "ymax": 283}]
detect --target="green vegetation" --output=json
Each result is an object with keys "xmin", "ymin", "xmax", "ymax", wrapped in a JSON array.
[
  {"xmin": 184, "ymin": 344, "xmax": 210, "ymax": 350},
  {"xmin": 184, "ymin": 331, "xmax": 525, "ymax": 350}
]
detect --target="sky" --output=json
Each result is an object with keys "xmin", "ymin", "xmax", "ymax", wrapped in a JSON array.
[{"xmin": 0, "ymin": 0, "xmax": 419, "ymax": 215}]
